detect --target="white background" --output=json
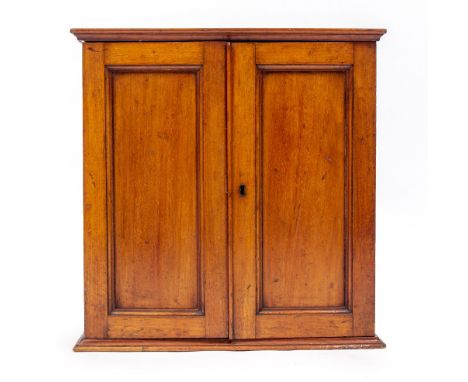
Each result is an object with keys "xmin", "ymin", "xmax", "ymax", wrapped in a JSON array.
[{"xmin": 0, "ymin": 0, "xmax": 465, "ymax": 380}]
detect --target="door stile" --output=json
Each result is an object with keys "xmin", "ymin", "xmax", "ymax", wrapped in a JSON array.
[{"xmin": 230, "ymin": 43, "xmax": 258, "ymax": 339}]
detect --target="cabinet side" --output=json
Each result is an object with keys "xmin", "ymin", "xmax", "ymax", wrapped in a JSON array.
[
  {"xmin": 82, "ymin": 43, "xmax": 108, "ymax": 338},
  {"xmin": 352, "ymin": 42, "xmax": 377, "ymax": 336}
]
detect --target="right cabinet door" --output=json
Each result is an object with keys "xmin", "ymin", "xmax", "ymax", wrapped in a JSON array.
[{"xmin": 231, "ymin": 42, "xmax": 377, "ymax": 339}]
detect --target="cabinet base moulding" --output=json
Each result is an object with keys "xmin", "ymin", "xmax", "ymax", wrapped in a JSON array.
[{"xmin": 74, "ymin": 335, "xmax": 386, "ymax": 352}]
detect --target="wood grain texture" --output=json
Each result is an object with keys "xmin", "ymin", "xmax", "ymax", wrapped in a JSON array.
[
  {"xmin": 82, "ymin": 43, "xmax": 108, "ymax": 338},
  {"xmin": 260, "ymin": 70, "xmax": 346, "ymax": 310},
  {"xmin": 352, "ymin": 42, "xmax": 377, "ymax": 336},
  {"xmin": 112, "ymin": 69, "xmax": 201, "ymax": 311},
  {"xmin": 75, "ymin": 34, "xmax": 385, "ymax": 349},
  {"xmin": 106, "ymin": 315, "xmax": 206, "ymax": 338},
  {"xmin": 104, "ymin": 42, "xmax": 204, "ymax": 65},
  {"xmin": 226, "ymin": 42, "xmax": 234, "ymax": 339},
  {"xmin": 74, "ymin": 335, "xmax": 385, "ymax": 351},
  {"xmin": 82, "ymin": 42, "xmax": 228, "ymax": 339},
  {"xmin": 230, "ymin": 43, "xmax": 257, "ymax": 339},
  {"xmin": 230, "ymin": 42, "xmax": 358, "ymax": 340},
  {"xmin": 256, "ymin": 313, "xmax": 352, "ymax": 338},
  {"xmin": 71, "ymin": 28, "xmax": 387, "ymax": 42},
  {"xmin": 256, "ymin": 42, "xmax": 353, "ymax": 64},
  {"xmin": 200, "ymin": 42, "xmax": 229, "ymax": 337}
]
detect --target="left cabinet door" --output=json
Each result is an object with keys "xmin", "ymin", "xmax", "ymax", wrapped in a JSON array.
[{"xmin": 82, "ymin": 42, "xmax": 228, "ymax": 339}]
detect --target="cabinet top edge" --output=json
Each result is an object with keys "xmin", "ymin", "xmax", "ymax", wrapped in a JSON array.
[{"xmin": 70, "ymin": 28, "xmax": 387, "ymax": 42}]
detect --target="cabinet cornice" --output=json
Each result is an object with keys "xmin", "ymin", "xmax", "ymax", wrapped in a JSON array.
[{"xmin": 70, "ymin": 28, "xmax": 387, "ymax": 42}]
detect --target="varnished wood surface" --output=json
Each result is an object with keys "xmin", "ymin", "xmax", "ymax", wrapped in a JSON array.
[
  {"xmin": 76, "ymin": 33, "xmax": 384, "ymax": 350},
  {"xmin": 83, "ymin": 42, "xmax": 229, "ymax": 339},
  {"xmin": 71, "ymin": 28, "xmax": 386, "ymax": 42},
  {"xmin": 104, "ymin": 42, "xmax": 204, "ymax": 65},
  {"xmin": 112, "ymin": 69, "xmax": 200, "ymax": 311},
  {"xmin": 82, "ymin": 43, "xmax": 108, "ymax": 338},
  {"xmin": 230, "ymin": 42, "xmax": 358, "ymax": 340},
  {"xmin": 351, "ymin": 42, "xmax": 377, "ymax": 336},
  {"xmin": 74, "ymin": 335, "xmax": 386, "ymax": 351},
  {"xmin": 260, "ymin": 71, "xmax": 346, "ymax": 310},
  {"xmin": 230, "ymin": 43, "xmax": 257, "ymax": 339},
  {"xmin": 256, "ymin": 42, "xmax": 353, "ymax": 64}
]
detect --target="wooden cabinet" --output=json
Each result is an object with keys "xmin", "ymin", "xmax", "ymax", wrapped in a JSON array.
[{"xmin": 71, "ymin": 28, "xmax": 386, "ymax": 351}]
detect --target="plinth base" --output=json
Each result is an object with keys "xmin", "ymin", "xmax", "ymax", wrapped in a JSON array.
[{"xmin": 74, "ymin": 335, "xmax": 385, "ymax": 351}]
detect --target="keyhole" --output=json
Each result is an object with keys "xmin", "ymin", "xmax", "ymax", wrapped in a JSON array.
[{"xmin": 239, "ymin": 184, "xmax": 247, "ymax": 197}]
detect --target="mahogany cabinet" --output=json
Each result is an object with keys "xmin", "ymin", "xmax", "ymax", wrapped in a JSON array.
[{"xmin": 71, "ymin": 28, "xmax": 386, "ymax": 351}]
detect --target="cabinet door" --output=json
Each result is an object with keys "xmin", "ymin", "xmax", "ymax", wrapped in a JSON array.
[
  {"xmin": 230, "ymin": 42, "xmax": 376, "ymax": 338},
  {"xmin": 83, "ymin": 42, "xmax": 228, "ymax": 338}
]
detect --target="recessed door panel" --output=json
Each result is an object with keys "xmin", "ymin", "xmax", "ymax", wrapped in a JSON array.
[
  {"xmin": 113, "ymin": 71, "xmax": 201, "ymax": 311},
  {"xmin": 260, "ymin": 71, "xmax": 346, "ymax": 310}
]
